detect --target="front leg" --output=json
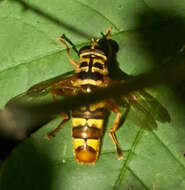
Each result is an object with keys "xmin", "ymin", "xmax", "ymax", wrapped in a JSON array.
[{"xmin": 58, "ymin": 35, "xmax": 79, "ymax": 68}]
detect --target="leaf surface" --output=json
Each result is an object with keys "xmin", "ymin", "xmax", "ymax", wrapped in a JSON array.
[{"xmin": 0, "ymin": 0, "xmax": 185, "ymax": 190}]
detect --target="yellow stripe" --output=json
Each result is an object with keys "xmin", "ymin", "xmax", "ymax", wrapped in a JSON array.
[
  {"xmin": 87, "ymin": 139, "xmax": 100, "ymax": 151},
  {"xmin": 73, "ymin": 139, "xmax": 100, "ymax": 152},
  {"xmin": 80, "ymin": 52, "xmax": 107, "ymax": 60},
  {"xmin": 72, "ymin": 118, "xmax": 86, "ymax": 127},
  {"xmin": 89, "ymin": 101, "xmax": 105, "ymax": 111},
  {"xmin": 87, "ymin": 119, "xmax": 104, "ymax": 129},
  {"xmin": 91, "ymin": 68, "xmax": 108, "ymax": 75},
  {"xmin": 73, "ymin": 138, "xmax": 100, "ymax": 152},
  {"xmin": 72, "ymin": 79, "xmax": 103, "ymax": 86},
  {"xmin": 73, "ymin": 138, "xmax": 84, "ymax": 150},
  {"xmin": 93, "ymin": 59, "xmax": 105, "ymax": 64},
  {"xmin": 72, "ymin": 118, "xmax": 104, "ymax": 129},
  {"xmin": 75, "ymin": 68, "xmax": 108, "ymax": 75}
]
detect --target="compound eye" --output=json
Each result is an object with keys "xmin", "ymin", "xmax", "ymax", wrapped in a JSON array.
[
  {"xmin": 80, "ymin": 62, "xmax": 88, "ymax": 68},
  {"xmin": 94, "ymin": 62, "xmax": 103, "ymax": 69}
]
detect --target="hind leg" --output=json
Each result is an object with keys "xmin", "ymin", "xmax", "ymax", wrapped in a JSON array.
[{"xmin": 106, "ymin": 99, "xmax": 124, "ymax": 159}]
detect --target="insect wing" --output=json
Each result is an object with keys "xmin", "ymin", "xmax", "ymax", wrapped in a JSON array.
[
  {"xmin": 138, "ymin": 90, "xmax": 171, "ymax": 123},
  {"xmin": 126, "ymin": 97, "xmax": 157, "ymax": 131},
  {"xmin": 6, "ymin": 71, "xmax": 79, "ymax": 106},
  {"xmin": 26, "ymin": 71, "xmax": 75, "ymax": 97},
  {"xmin": 120, "ymin": 90, "xmax": 170, "ymax": 130}
]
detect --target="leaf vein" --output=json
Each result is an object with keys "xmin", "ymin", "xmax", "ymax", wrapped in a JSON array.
[
  {"xmin": 73, "ymin": 0, "xmax": 120, "ymax": 31},
  {"xmin": 0, "ymin": 41, "xmax": 87, "ymax": 75},
  {"xmin": 113, "ymin": 128, "xmax": 145, "ymax": 190},
  {"xmin": 152, "ymin": 131, "xmax": 185, "ymax": 170},
  {"xmin": 127, "ymin": 167, "xmax": 150, "ymax": 190}
]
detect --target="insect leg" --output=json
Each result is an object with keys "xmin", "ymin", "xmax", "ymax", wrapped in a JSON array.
[
  {"xmin": 106, "ymin": 27, "xmax": 112, "ymax": 40},
  {"xmin": 58, "ymin": 36, "xmax": 79, "ymax": 68},
  {"xmin": 51, "ymin": 89, "xmax": 57, "ymax": 100},
  {"xmin": 101, "ymin": 27, "xmax": 112, "ymax": 40},
  {"xmin": 45, "ymin": 113, "xmax": 70, "ymax": 140},
  {"xmin": 101, "ymin": 27, "xmax": 113, "ymax": 62},
  {"xmin": 106, "ymin": 99, "xmax": 124, "ymax": 159},
  {"xmin": 61, "ymin": 34, "xmax": 79, "ymax": 55}
]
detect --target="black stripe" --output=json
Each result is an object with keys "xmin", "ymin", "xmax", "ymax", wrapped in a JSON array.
[
  {"xmin": 94, "ymin": 62, "xmax": 103, "ymax": 69},
  {"xmin": 94, "ymin": 55, "xmax": 106, "ymax": 60},
  {"xmin": 79, "ymin": 62, "xmax": 88, "ymax": 68},
  {"xmin": 72, "ymin": 114, "xmax": 104, "ymax": 119},
  {"xmin": 81, "ymin": 55, "xmax": 91, "ymax": 58},
  {"xmin": 78, "ymin": 71, "xmax": 103, "ymax": 80},
  {"xmin": 75, "ymin": 145, "xmax": 96, "ymax": 153},
  {"xmin": 72, "ymin": 125, "xmax": 102, "ymax": 139},
  {"xmin": 79, "ymin": 106, "xmax": 105, "ymax": 114},
  {"xmin": 88, "ymin": 57, "xmax": 93, "ymax": 72}
]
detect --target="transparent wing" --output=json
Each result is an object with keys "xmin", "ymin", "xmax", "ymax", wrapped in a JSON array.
[
  {"xmin": 4, "ymin": 72, "xmax": 81, "ymax": 140},
  {"xmin": 6, "ymin": 71, "xmax": 80, "ymax": 106},
  {"xmin": 137, "ymin": 90, "xmax": 171, "ymax": 123},
  {"xmin": 25, "ymin": 71, "xmax": 75, "ymax": 97},
  {"xmin": 120, "ymin": 90, "xmax": 170, "ymax": 131}
]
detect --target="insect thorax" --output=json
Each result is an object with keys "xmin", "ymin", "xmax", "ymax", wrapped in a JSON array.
[{"xmin": 73, "ymin": 44, "xmax": 108, "ymax": 87}]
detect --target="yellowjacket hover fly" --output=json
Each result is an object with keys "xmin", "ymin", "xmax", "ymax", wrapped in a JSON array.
[{"xmin": 14, "ymin": 28, "xmax": 170, "ymax": 164}]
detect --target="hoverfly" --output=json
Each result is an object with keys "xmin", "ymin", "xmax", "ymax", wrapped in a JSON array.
[{"xmin": 10, "ymin": 28, "xmax": 170, "ymax": 164}]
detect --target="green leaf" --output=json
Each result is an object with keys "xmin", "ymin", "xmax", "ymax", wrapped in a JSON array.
[{"xmin": 0, "ymin": 0, "xmax": 185, "ymax": 190}]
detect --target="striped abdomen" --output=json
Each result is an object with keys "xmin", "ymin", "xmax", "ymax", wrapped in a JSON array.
[{"xmin": 72, "ymin": 101, "xmax": 105, "ymax": 164}]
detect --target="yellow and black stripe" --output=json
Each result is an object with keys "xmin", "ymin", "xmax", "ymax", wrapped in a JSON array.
[
  {"xmin": 71, "ymin": 46, "xmax": 108, "ymax": 164},
  {"xmin": 72, "ymin": 102, "xmax": 105, "ymax": 164},
  {"xmin": 72, "ymin": 49, "xmax": 108, "ymax": 87}
]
